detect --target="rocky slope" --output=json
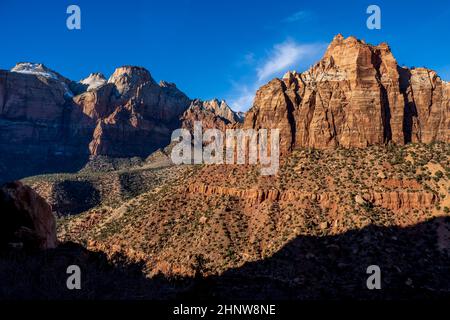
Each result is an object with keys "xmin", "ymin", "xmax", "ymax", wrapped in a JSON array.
[
  {"xmin": 244, "ymin": 34, "xmax": 450, "ymax": 154},
  {"xmin": 55, "ymin": 143, "xmax": 450, "ymax": 281}
]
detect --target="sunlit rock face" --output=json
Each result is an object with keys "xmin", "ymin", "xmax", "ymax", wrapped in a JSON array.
[
  {"xmin": 0, "ymin": 64, "xmax": 191, "ymax": 159},
  {"xmin": 244, "ymin": 34, "xmax": 450, "ymax": 154}
]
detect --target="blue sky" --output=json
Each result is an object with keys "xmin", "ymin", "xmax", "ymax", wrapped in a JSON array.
[{"xmin": 1, "ymin": 0, "xmax": 449, "ymax": 111}]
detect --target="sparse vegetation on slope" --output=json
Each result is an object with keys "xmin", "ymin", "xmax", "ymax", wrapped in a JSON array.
[{"xmin": 48, "ymin": 143, "xmax": 450, "ymax": 286}]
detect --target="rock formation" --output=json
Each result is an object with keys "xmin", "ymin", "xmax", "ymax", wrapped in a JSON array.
[
  {"xmin": 0, "ymin": 181, "xmax": 57, "ymax": 249},
  {"xmin": 0, "ymin": 64, "xmax": 192, "ymax": 166},
  {"xmin": 181, "ymin": 98, "xmax": 243, "ymax": 132},
  {"xmin": 0, "ymin": 64, "xmax": 85, "ymax": 159},
  {"xmin": 79, "ymin": 72, "xmax": 107, "ymax": 91},
  {"xmin": 244, "ymin": 34, "xmax": 450, "ymax": 154},
  {"xmin": 86, "ymin": 67, "xmax": 191, "ymax": 157},
  {"xmin": 0, "ymin": 35, "xmax": 448, "ymax": 180}
]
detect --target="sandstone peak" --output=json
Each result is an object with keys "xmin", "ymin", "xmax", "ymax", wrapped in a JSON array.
[
  {"xmin": 331, "ymin": 33, "xmax": 344, "ymax": 43},
  {"xmin": 1, "ymin": 35, "xmax": 448, "ymax": 168},
  {"xmin": 11, "ymin": 62, "xmax": 58, "ymax": 79},
  {"xmin": 377, "ymin": 42, "xmax": 391, "ymax": 51},
  {"xmin": 107, "ymin": 66, "xmax": 156, "ymax": 95},
  {"xmin": 11, "ymin": 62, "xmax": 74, "ymax": 98},
  {"xmin": 108, "ymin": 65, "xmax": 153, "ymax": 79},
  {"xmin": 282, "ymin": 70, "xmax": 301, "ymax": 80},
  {"xmin": 181, "ymin": 98, "xmax": 243, "ymax": 133},
  {"xmin": 159, "ymin": 80, "xmax": 177, "ymax": 88},
  {"xmin": 189, "ymin": 98, "xmax": 243, "ymax": 123},
  {"xmin": 11, "ymin": 62, "xmax": 73, "ymax": 86},
  {"xmin": 244, "ymin": 34, "xmax": 450, "ymax": 153},
  {"xmin": 83, "ymin": 72, "xmax": 106, "ymax": 79},
  {"xmin": 328, "ymin": 34, "xmax": 362, "ymax": 48},
  {"xmin": 1, "ymin": 61, "xmax": 191, "ymax": 162},
  {"xmin": 80, "ymin": 72, "xmax": 107, "ymax": 91},
  {"xmin": 328, "ymin": 35, "xmax": 393, "ymax": 56}
]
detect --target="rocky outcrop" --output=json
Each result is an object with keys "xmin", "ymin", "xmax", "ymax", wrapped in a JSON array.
[
  {"xmin": 79, "ymin": 73, "xmax": 107, "ymax": 91},
  {"xmin": 0, "ymin": 181, "xmax": 57, "ymax": 249},
  {"xmin": 199, "ymin": 99, "xmax": 243, "ymax": 123},
  {"xmin": 181, "ymin": 99, "xmax": 243, "ymax": 132},
  {"xmin": 244, "ymin": 34, "xmax": 450, "ymax": 154},
  {"xmin": 183, "ymin": 183, "xmax": 436, "ymax": 212},
  {"xmin": 86, "ymin": 67, "xmax": 191, "ymax": 157},
  {"xmin": 73, "ymin": 82, "xmax": 116, "ymax": 120}
]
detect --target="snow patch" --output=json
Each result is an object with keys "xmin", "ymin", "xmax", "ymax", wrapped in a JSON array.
[
  {"xmin": 11, "ymin": 63, "xmax": 74, "ymax": 99},
  {"xmin": 11, "ymin": 63, "xmax": 59, "ymax": 80},
  {"xmin": 80, "ymin": 73, "xmax": 107, "ymax": 91}
]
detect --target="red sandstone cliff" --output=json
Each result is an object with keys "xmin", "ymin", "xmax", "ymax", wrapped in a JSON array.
[{"xmin": 244, "ymin": 34, "xmax": 450, "ymax": 154}]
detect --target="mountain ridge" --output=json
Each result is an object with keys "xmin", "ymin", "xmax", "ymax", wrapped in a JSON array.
[{"xmin": 0, "ymin": 34, "xmax": 449, "ymax": 182}]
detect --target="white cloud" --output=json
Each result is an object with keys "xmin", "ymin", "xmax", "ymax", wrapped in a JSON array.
[
  {"xmin": 228, "ymin": 85, "xmax": 255, "ymax": 112},
  {"xmin": 227, "ymin": 39, "xmax": 326, "ymax": 112},
  {"xmin": 256, "ymin": 40, "xmax": 324, "ymax": 81}
]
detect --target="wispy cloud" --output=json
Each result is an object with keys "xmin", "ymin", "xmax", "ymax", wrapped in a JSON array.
[
  {"xmin": 257, "ymin": 40, "xmax": 325, "ymax": 81},
  {"xmin": 282, "ymin": 10, "xmax": 311, "ymax": 23},
  {"xmin": 227, "ymin": 39, "xmax": 326, "ymax": 112},
  {"xmin": 228, "ymin": 84, "xmax": 255, "ymax": 112}
]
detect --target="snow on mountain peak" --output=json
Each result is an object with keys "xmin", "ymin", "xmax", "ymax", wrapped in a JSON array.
[
  {"xmin": 11, "ymin": 63, "xmax": 74, "ymax": 98},
  {"xmin": 11, "ymin": 63, "xmax": 59, "ymax": 80},
  {"xmin": 80, "ymin": 73, "xmax": 107, "ymax": 91}
]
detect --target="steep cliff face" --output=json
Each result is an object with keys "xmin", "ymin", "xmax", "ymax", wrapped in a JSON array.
[
  {"xmin": 244, "ymin": 34, "xmax": 450, "ymax": 154},
  {"xmin": 85, "ymin": 67, "xmax": 191, "ymax": 157},
  {"xmin": 403, "ymin": 68, "xmax": 450, "ymax": 143},
  {"xmin": 0, "ymin": 66, "xmax": 85, "ymax": 158}
]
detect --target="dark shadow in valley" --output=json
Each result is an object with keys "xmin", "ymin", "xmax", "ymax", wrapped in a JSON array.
[
  {"xmin": 208, "ymin": 216, "xmax": 450, "ymax": 300},
  {"xmin": 0, "ymin": 217, "xmax": 449, "ymax": 300},
  {"xmin": 0, "ymin": 154, "xmax": 89, "ymax": 185},
  {"xmin": 51, "ymin": 180, "xmax": 101, "ymax": 215}
]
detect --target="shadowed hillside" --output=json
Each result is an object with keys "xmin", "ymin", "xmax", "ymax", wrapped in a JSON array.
[{"xmin": 1, "ymin": 217, "xmax": 448, "ymax": 300}]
